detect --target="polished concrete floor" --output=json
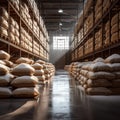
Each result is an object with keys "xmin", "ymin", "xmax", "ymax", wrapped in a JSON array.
[{"xmin": 0, "ymin": 70, "xmax": 120, "ymax": 120}]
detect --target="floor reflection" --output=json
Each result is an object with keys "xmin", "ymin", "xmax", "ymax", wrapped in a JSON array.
[{"xmin": 51, "ymin": 75, "xmax": 70, "ymax": 119}]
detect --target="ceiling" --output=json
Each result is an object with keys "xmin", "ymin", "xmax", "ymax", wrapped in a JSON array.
[{"xmin": 39, "ymin": 0, "xmax": 84, "ymax": 36}]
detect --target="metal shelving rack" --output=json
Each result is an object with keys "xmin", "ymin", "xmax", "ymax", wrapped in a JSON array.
[
  {"xmin": 0, "ymin": 0, "xmax": 49, "ymax": 62},
  {"xmin": 71, "ymin": 0, "xmax": 120, "ymax": 62}
]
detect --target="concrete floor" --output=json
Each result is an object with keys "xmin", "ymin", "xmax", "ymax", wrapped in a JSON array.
[{"xmin": 0, "ymin": 70, "xmax": 120, "ymax": 120}]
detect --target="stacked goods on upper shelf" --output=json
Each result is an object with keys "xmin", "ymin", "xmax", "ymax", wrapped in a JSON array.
[
  {"xmin": 0, "ymin": 7, "xmax": 9, "ymax": 38},
  {"xmin": 10, "ymin": 0, "xmax": 20, "ymax": 11},
  {"xmin": 95, "ymin": 0, "xmax": 102, "ymax": 23},
  {"xmin": 28, "ymin": 0, "xmax": 34, "ymax": 8},
  {"xmin": 95, "ymin": 28, "xmax": 102, "ymax": 50},
  {"xmin": 0, "ymin": 50, "xmax": 14, "ymax": 98},
  {"xmin": 104, "ymin": 21, "xmax": 110, "ymax": 46},
  {"xmin": 9, "ymin": 17, "xmax": 20, "ymax": 45},
  {"xmin": 33, "ymin": 20, "xmax": 39, "ymax": 38},
  {"xmin": 78, "ymin": 28, "xmax": 83, "ymax": 42},
  {"xmin": 78, "ymin": 46, "xmax": 83, "ymax": 58},
  {"xmin": 84, "ymin": 37, "xmax": 93, "ymax": 55},
  {"xmin": 40, "ymin": 31, "xmax": 45, "ymax": 47},
  {"xmin": 84, "ymin": 12, "xmax": 93, "ymax": 35},
  {"xmin": 71, "ymin": 53, "xmax": 74, "ymax": 61},
  {"xmin": 21, "ymin": 2, "xmax": 32, "ymax": 29},
  {"xmin": 111, "ymin": 12, "xmax": 120, "ymax": 43},
  {"xmin": 103, "ymin": 0, "xmax": 111, "ymax": 14},
  {"xmin": 84, "ymin": 0, "xmax": 93, "ymax": 17},
  {"xmin": 74, "ymin": 49, "xmax": 78, "ymax": 60},
  {"xmin": 33, "ymin": 40, "xmax": 40, "ymax": 56},
  {"xmin": 105, "ymin": 54, "xmax": 120, "ymax": 94},
  {"xmin": 21, "ymin": 27, "xmax": 32, "ymax": 52},
  {"xmin": 33, "ymin": 1, "xmax": 39, "ymax": 22},
  {"xmin": 11, "ymin": 58, "xmax": 39, "ymax": 98}
]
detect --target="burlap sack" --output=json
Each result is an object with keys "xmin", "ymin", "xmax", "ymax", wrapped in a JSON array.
[
  {"xmin": 80, "ymin": 75, "xmax": 88, "ymax": 84},
  {"xmin": 0, "ymin": 87, "xmax": 12, "ymax": 98},
  {"xmin": 0, "ymin": 26, "xmax": 8, "ymax": 36},
  {"xmin": 11, "ymin": 76, "xmax": 39, "ymax": 87},
  {"xmin": 88, "ymin": 62, "xmax": 111, "ymax": 72},
  {"xmin": 36, "ymin": 60, "xmax": 45, "ymax": 64},
  {"xmin": 105, "ymin": 54, "xmax": 120, "ymax": 63},
  {"xmin": 110, "ymin": 88, "xmax": 120, "ymax": 95},
  {"xmin": 0, "ymin": 7, "xmax": 9, "ymax": 20},
  {"xmin": 82, "ymin": 64, "xmax": 91, "ymax": 71},
  {"xmin": 4, "ymin": 60, "xmax": 13, "ymax": 67},
  {"xmin": 45, "ymin": 74, "xmax": 50, "ymax": 80},
  {"xmin": 86, "ymin": 87, "xmax": 112, "ymax": 95},
  {"xmin": 80, "ymin": 70, "xmax": 89, "ymax": 76},
  {"xmin": 32, "ymin": 63, "xmax": 43, "ymax": 70},
  {"xmin": 16, "ymin": 57, "xmax": 33, "ymax": 64},
  {"xmin": 109, "ymin": 63, "xmax": 120, "ymax": 71},
  {"xmin": 113, "ymin": 72, "xmax": 120, "ymax": 79},
  {"xmin": 44, "ymin": 69, "xmax": 50, "ymax": 74},
  {"xmin": 12, "ymin": 87, "xmax": 39, "ymax": 98},
  {"xmin": 0, "ymin": 74, "xmax": 14, "ymax": 86},
  {"xmin": 34, "ymin": 69, "xmax": 44, "ymax": 76},
  {"xmin": 0, "ymin": 50, "xmax": 10, "ymax": 60},
  {"xmin": 93, "ymin": 57, "xmax": 104, "ymax": 63},
  {"xmin": 36, "ymin": 75, "xmax": 46, "ymax": 81},
  {"xmin": 0, "ymin": 64, "xmax": 9, "ymax": 75},
  {"xmin": 0, "ymin": 16, "xmax": 9, "ymax": 29},
  {"xmin": 111, "ymin": 79, "xmax": 120, "ymax": 88},
  {"xmin": 87, "ymin": 79, "xmax": 112, "ymax": 87},
  {"xmin": 0, "ymin": 60, "xmax": 6, "ymax": 65},
  {"xmin": 87, "ymin": 71, "xmax": 115, "ymax": 80},
  {"xmin": 12, "ymin": 63, "xmax": 35, "ymax": 76}
]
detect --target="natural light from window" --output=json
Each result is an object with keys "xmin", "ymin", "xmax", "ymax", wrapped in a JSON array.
[{"xmin": 53, "ymin": 36, "xmax": 69, "ymax": 50}]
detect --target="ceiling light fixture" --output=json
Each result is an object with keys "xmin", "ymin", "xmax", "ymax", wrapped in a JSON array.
[
  {"xmin": 58, "ymin": 9, "xmax": 63, "ymax": 13},
  {"xmin": 59, "ymin": 22, "xmax": 62, "ymax": 26}
]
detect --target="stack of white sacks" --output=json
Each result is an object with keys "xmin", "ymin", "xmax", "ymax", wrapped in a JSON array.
[
  {"xmin": 32, "ymin": 62, "xmax": 46, "ymax": 84},
  {"xmin": 68, "ymin": 54, "xmax": 120, "ymax": 95},
  {"xmin": 11, "ymin": 58, "xmax": 39, "ymax": 98},
  {"xmin": 0, "ymin": 50, "xmax": 14, "ymax": 98},
  {"xmin": 105, "ymin": 54, "xmax": 120, "ymax": 95},
  {"xmin": 0, "ymin": 50, "xmax": 55, "ymax": 98},
  {"xmin": 0, "ymin": 7, "xmax": 9, "ymax": 38}
]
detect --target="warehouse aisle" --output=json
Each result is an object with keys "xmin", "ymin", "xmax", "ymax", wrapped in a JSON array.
[
  {"xmin": 35, "ymin": 70, "xmax": 89, "ymax": 120},
  {"xmin": 35, "ymin": 70, "xmax": 120, "ymax": 120},
  {"xmin": 0, "ymin": 71, "xmax": 120, "ymax": 120}
]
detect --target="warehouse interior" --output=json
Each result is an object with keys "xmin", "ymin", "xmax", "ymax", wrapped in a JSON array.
[{"xmin": 0, "ymin": 0, "xmax": 120, "ymax": 120}]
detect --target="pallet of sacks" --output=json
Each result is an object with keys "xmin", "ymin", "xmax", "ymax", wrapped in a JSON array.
[
  {"xmin": 0, "ymin": 50, "xmax": 14, "ymax": 98},
  {"xmin": 67, "ymin": 54, "xmax": 120, "ymax": 95},
  {"xmin": 105, "ymin": 54, "xmax": 120, "ymax": 95}
]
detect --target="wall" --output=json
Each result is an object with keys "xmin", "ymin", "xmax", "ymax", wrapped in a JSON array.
[{"xmin": 49, "ymin": 36, "xmax": 71, "ymax": 70}]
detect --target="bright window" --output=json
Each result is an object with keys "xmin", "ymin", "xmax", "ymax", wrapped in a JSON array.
[{"xmin": 53, "ymin": 36, "xmax": 69, "ymax": 50}]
